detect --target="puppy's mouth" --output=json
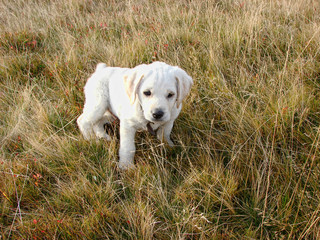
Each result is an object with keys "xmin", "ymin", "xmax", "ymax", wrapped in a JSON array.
[
  {"xmin": 145, "ymin": 115, "xmax": 167, "ymax": 124},
  {"xmin": 147, "ymin": 122, "xmax": 157, "ymax": 136}
]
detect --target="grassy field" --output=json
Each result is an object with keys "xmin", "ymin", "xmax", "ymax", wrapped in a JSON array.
[{"xmin": 1, "ymin": 0, "xmax": 320, "ymax": 239}]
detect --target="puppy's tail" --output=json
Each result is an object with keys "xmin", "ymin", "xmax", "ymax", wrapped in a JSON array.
[{"xmin": 96, "ymin": 63, "xmax": 107, "ymax": 71}]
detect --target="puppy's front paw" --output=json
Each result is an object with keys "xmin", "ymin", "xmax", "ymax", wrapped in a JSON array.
[
  {"xmin": 118, "ymin": 160, "xmax": 135, "ymax": 170},
  {"xmin": 166, "ymin": 138, "xmax": 174, "ymax": 147}
]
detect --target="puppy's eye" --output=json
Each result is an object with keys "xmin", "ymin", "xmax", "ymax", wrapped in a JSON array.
[
  {"xmin": 143, "ymin": 90, "xmax": 151, "ymax": 96},
  {"xmin": 167, "ymin": 93, "xmax": 174, "ymax": 98}
]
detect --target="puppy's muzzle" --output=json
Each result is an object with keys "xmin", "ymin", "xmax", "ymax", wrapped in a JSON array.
[{"xmin": 152, "ymin": 109, "xmax": 164, "ymax": 121}]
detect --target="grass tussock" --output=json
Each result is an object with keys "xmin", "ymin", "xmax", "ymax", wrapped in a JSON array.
[{"xmin": 1, "ymin": 0, "xmax": 320, "ymax": 239}]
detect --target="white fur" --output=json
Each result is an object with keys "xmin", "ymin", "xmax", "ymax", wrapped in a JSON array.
[{"xmin": 77, "ymin": 61, "xmax": 193, "ymax": 169}]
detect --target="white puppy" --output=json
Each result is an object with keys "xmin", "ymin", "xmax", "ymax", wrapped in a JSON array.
[{"xmin": 77, "ymin": 61, "xmax": 193, "ymax": 169}]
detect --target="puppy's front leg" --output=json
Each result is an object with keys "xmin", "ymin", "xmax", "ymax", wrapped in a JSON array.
[
  {"xmin": 157, "ymin": 120, "xmax": 174, "ymax": 147},
  {"xmin": 118, "ymin": 122, "xmax": 136, "ymax": 170}
]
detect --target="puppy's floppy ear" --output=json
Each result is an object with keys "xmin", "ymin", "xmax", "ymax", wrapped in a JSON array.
[
  {"xmin": 124, "ymin": 71, "xmax": 144, "ymax": 105},
  {"xmin": 175, "ymin": 67, "xmax": 193, "ymax": 108}
]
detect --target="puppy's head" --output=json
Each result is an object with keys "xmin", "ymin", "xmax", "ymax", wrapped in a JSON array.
[{"xmin": 124, "ymin": 62, "xmax": 193, "ymax": 123}]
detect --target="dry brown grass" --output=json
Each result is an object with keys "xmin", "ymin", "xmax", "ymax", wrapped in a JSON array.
[{"xmin": 1, "ymin": 0, "xmax": 320, "ymax": 239}]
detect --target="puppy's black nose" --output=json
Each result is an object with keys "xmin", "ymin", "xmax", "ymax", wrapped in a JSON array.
[{"xmin": 152, "ymin": 109, "xmax": 164, "ymax": 120}]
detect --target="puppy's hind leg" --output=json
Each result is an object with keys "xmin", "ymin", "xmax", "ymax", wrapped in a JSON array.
[
  {"xmin": 77, "ymin": 101, "xmax": 110, "ymax": 140},
  {"xmin": 92, "ymin": 113, "xmax": 115, "ymax": 140},
  {"xmin": 77, "ymin": 113, "xmax": 94, "ymax": 140}
]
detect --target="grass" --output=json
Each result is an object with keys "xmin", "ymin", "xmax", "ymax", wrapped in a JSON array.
[{"xmin": 1, "ymin": 0, "xmax": 320, "ymax": 239}]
